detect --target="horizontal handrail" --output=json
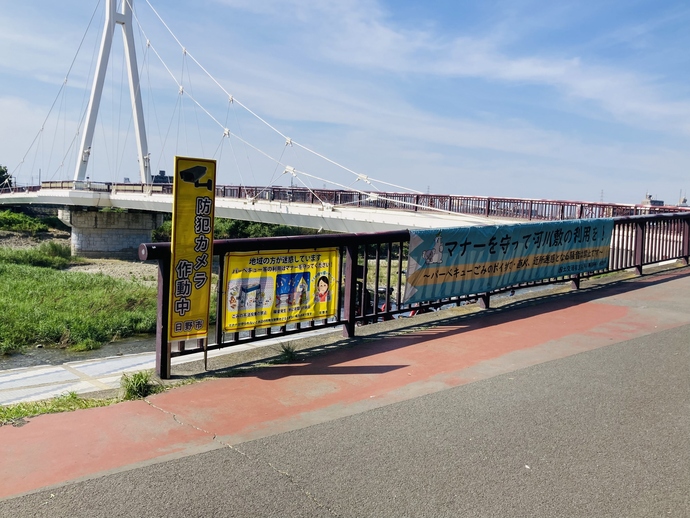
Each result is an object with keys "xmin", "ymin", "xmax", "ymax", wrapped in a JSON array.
[
  {"xmin": 26, "ymin": 181, "xmax": 690, "ymax": 221},
  {"xmin": 142, "ymin": 212, "xmax": 690, "ymax": 378}
]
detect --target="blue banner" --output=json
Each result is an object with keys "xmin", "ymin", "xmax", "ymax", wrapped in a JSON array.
[{"xmin": 404, "ymin": 219, "xmax": 614, "ymax": 304}]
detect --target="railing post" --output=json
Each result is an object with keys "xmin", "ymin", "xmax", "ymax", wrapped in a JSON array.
[
  {"xmin": 485, "ymin": 198, "xmax": 491, "ymax": 218},
  {"xmin": 682, "ymin": 216, "xmax": 690, "ymax": 265},
  {"xmin": 215, "ymin": 253, "xmax": 225, "ymax": 348},
  {"xmin": 634, "ymin": 220, "xmax": 645, "ymax": 275},
  {"xmin": 155, "ymin": 258, "xmax": 172, "ymax": 379},
  {"xmin": 343, "ymin": 244, "xmax": 358, "ymax": 337},
  {"xmin": 570, "ymin": 274, "xmax": 580, "ymax": 290}
]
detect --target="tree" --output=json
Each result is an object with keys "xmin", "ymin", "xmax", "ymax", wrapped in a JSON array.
[{"xmin": 0, "ymin": 165, "xmax": 10, "ymax": 188}]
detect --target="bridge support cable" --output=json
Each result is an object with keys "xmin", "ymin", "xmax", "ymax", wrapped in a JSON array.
[
  {"xmin": 273, "ymin": 166, "xmax": 461, "ymax": 216},
  {"xmin": 12, "ymin": 3, "xmax": 102, "ymax": 185},
  {"xmin": 179, "ymin": 49, "xmax": 208, "ymax": 159},
  {"xmin": 223, "ymin": 97, "xmax": 254, "ymax": 187},
  {"xmin": 136, "ymin": 0, "xmax": 424, "ymax": 197}
]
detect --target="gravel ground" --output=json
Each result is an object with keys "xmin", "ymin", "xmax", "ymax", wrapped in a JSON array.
[
  {"xmin": 68, "ymin": 259, "xmax": 159, "ymax": 284},
  {"xmin": 0, "ymin": 229, "xmax": 71, "ymax": 249},
  {"xmin": 0, "ymin": 230, "xmax": 158, "ymax": 284}
]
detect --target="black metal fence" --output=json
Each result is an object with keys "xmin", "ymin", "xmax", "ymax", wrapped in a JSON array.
[{"xmin": 140, "ymin": 212, "xmax": 690, "ymax": 378}]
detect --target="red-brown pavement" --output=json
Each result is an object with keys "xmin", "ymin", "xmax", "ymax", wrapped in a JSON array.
[{"xmin": 2, "ymin": 267, "xmax": 689, "ymax": 500}]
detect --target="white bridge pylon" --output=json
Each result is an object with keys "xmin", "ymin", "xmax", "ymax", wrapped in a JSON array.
[{"xmin": 74, "ymin": 0, "xmax": 150, "ymax": 184}]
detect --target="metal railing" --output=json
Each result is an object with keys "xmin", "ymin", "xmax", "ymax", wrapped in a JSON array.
[
  {"xmin": 30, "ymin": 181, "xmax": 690, "ymax": 221},
  {"xmin": 139, "ymin": 212, "xmax": 690, "ymax": 378}
]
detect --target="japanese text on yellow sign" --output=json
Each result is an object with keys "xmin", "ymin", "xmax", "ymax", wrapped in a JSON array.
[
  {"xmin": 223, "ymin": 248, "xmax": 339, "ymax": 332},
  {"xmin": 168, "ymin": 157, "xmax": 216, "ymax": 342}
]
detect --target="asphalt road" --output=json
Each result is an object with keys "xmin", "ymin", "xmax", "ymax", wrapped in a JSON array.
[{"xmin": 3, "ymin": 323, "xmax": 688, "ymax": 517}]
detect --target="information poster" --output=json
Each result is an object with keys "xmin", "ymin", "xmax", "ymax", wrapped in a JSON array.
[
  {"xmin": 167, "ymin": 156, "xmax": 216, "ymax": 342},
  {"xmin": 223, "ymin": 248, "xmax": 339, "ymax": 332},
  {"xmin": 404, "ymin": 219, "xmax": 614, "ymax": 304}
]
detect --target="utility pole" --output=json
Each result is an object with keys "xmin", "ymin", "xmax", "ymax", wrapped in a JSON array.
[{"xmin": 74, "ymin": 0, "xmax": 150, "ymax": 184}]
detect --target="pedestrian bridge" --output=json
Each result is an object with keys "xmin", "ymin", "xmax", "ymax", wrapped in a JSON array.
[
  {"xmin": 0, "ymin": 181, "xmax": 503, "ymax": 234},
  {"xmin": 2, "ymin": 180, "xmax": 679, "ymax": 233},
  {"xmin": 2, "ymin": 181, "xmax": 686, "ymax": 258}
]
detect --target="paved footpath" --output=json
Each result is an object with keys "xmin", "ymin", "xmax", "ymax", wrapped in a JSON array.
[
  {"xmin": 1, "ymin": 267, "xmax": 688, "ymax": 517},
  {"xmin": 0, "ymin": 328, "xmax": 338, "ymax": 406}
]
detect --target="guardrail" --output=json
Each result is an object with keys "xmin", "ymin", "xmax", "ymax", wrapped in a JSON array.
[
  {"xmin": 27, "ymin": 181, "xmax": 690, "ymax": 220},
  {"xmin": 140, "ymin": 212, "xmax": 690, "ymax": 378},
  {"xmin": 0, "ymin": 185, "xmax": 41, "ymax": 194}
]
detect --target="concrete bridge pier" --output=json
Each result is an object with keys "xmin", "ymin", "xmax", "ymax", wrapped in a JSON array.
[{"xmin": 58, "ymin": 208, "xmax": 165, "ymax": 259}]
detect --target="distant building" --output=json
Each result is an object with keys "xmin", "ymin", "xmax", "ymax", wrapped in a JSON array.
[
  {"xmin": 152, "ymin": 170, "xmax": 173, "ymax": 184},
  {"xmin": 641, "ymin": 193, "xmax": 664, "ymax": 206}
]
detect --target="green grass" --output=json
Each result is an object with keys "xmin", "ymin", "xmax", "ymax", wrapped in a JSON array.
[
  {"xmin": 0, "ymin": 262, "xmax": 157, "ymax": 355},
  {"xmin": 120, "ymin": 370, "xmax": 162, "ymax": 400},
  {"xmin": 278, "ymin": 342, "xmax": 298, "ymax": 362},
  {"xmin": 0, "ymin": 392, "xmax": 117, "ymax": 426},
  {"xmin": 0, "ymin": 241, "xmax": 75, "ymax": 269}
]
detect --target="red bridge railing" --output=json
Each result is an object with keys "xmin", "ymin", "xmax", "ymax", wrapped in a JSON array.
[{"xmin": 29, "ymin": 181, "xmax": 690, "ymax": 221}]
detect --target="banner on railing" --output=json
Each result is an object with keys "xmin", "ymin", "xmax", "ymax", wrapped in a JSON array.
[
  {"xmin": 168, "ymin": 157, "xmax": 216, "ymax": 342},
  {"xmin": 223, "ymin": 248, "xmax": 339, "ymax": 332},
  {"xmin": 404, "ymin": 219, "xmax": 614, "ymax": 304}
]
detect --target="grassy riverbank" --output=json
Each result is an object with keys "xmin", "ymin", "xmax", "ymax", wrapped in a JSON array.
[
  {"xmin": 0, "ymin": 210, "xmax": 299, "ymax": 356},
  {"xmin": 0, "ymin": 260, "xmax": 158, "ymax": 355},
  {"xmin": 0, "ymin": 218, "xmax": 159, "ymax": 355}
]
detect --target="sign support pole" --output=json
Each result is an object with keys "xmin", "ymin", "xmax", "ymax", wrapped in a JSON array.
[{"xmin": 155, "ymin": 258, "xmax": 172, "ymax": 379}]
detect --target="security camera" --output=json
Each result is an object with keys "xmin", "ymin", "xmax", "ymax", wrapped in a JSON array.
[{"xmin": 179, "ymin": 165, "xmax": 213, "ymax": 191}]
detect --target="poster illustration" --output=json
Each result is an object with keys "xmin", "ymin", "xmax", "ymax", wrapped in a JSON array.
[{"xmin": 224, "ymin": 248, "xmax": 339, "ymax": 332}]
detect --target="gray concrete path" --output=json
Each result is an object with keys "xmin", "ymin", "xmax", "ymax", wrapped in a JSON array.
[{"xmin": 0, "ymin": 329, "xmax": 338, "ymax": 405}]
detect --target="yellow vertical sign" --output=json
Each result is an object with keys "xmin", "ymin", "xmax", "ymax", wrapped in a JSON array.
[{"xmin": 168, "ymin": 156, "xmax": 216, "ymax": 342}]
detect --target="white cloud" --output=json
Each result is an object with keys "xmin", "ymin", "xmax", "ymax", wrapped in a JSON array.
[{"xmin": 209, "ymin": 0, "xmax": 690, "ymax": 135}]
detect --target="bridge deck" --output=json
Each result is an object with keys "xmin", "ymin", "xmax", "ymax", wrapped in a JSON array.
[{"xmin": 2, "ymin": 183, "xmax": 687, "ymax": 232}]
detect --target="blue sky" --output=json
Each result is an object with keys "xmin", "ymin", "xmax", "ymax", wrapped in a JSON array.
[{"xmin": 1, "ymin": 0, "xmax": 688, "ymax": 204}]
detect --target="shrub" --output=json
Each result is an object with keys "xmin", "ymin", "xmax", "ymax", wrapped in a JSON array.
[
  {"xmin": 153, "ymin": 218, "xmax": 319, "ymax": 242},
  {"xmin": 0, "ymin": 210, "xmax": 48, "ymax": 234},
  {"xmin": 152, "ymin": 220, "xmax": 172, "ymax": 242}
]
